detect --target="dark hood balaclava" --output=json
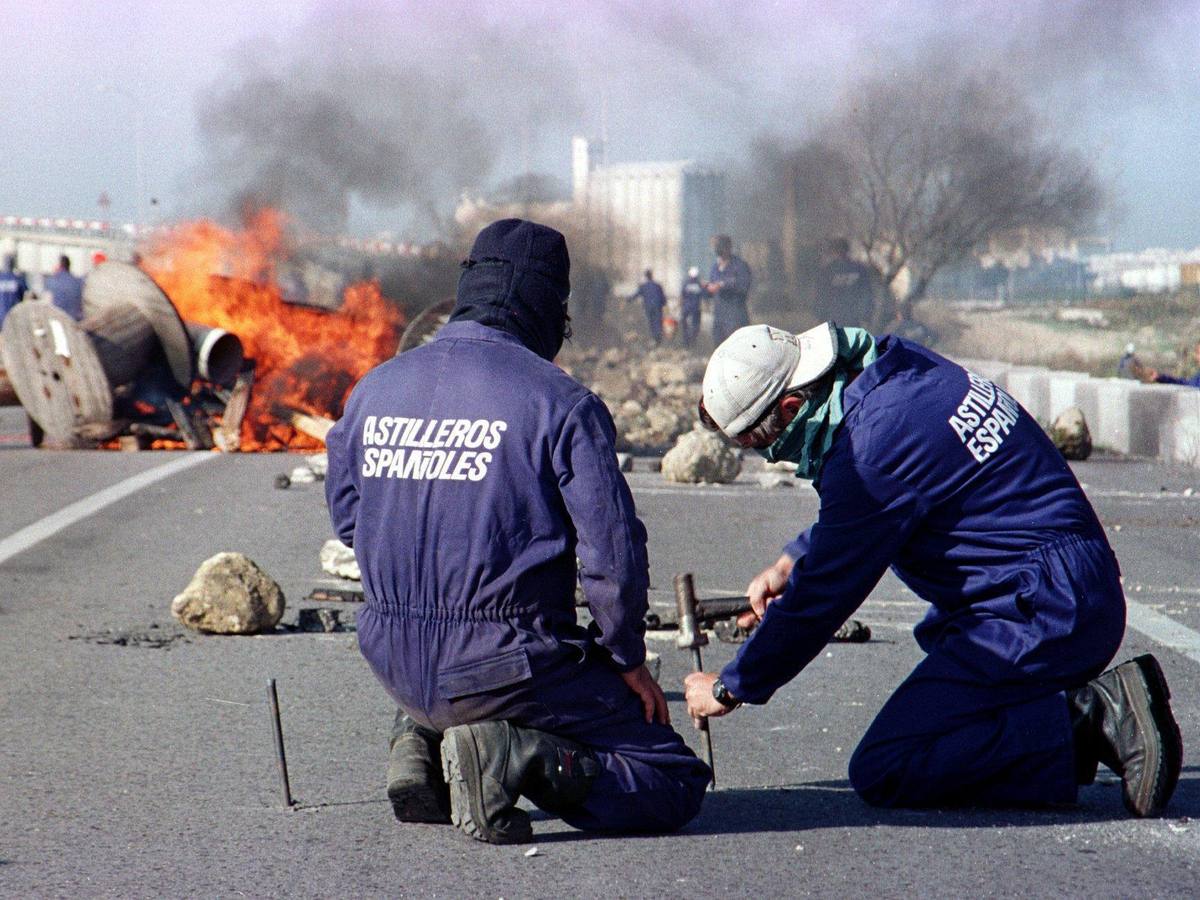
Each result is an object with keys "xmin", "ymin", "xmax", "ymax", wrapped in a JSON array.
[{"xmin": 449, "ymin": 218, "xmax": 571, "ymax": 360}]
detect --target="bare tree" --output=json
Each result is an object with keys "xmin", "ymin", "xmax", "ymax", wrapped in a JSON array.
[{"xmin": 754, "ymin": 62, "xmax": 1104, "ymax": 311}]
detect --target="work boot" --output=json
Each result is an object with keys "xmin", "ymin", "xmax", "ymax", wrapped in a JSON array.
[
  {"xmin": 439, "ymin": 720, "xmax": 600, "ymax": 844},
  {"xmin": 1068, "ymin": 654, "xmax": 1183, "ymax": 817},
  {"xmin": 387, "ymin": 712, "xmax": 451, "ymax": 824}
]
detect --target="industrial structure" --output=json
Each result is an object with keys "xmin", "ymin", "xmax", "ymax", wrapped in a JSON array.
[
  {"xmin": 455, "ymin": 140, "xmax": 728, "ymax": 298},
  {"xmin": 571, "ymin": 137, "xmax": 726, "ymax": 297}
]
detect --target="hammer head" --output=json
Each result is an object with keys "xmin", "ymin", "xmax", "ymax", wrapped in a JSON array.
[{"xmin": 673, "ymin": 572, "xmax": 709, "ymax": 650}]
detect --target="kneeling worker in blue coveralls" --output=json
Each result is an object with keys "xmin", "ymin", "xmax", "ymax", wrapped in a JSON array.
[
  {"xmin": 686, "ymin": 322, "xmax": 1183, "ymax": 816},
  {"xmin": 326, "ymin": 219, "xmax": 711, "ymax": 844}
]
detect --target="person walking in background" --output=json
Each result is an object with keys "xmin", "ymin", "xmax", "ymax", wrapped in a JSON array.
[
  {"xmin": 707, "ymin": 234, "xmax": 752, "ymax": 345},
  {"xmin": 44, "ymin": 255, "xmax": 84, "ymax": 321},
  {"xmin": 680, "ymin": 266, "xmax": 704, "ymax": 348},
  {"xmin": 630, "ymin": 268, "xmax": 666, "ymax": 345},
  {"xmin": 814, "ymin": 237, "xmax": 878, "ymax": 330},
  {"xmin": 0, "ymin": 254, "xmax": 29, "ymax": 328}
]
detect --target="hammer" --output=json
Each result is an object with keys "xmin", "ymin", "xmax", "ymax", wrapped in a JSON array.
[{"xmin": 674, "ymin": 572, "xmax": 717, "ymax": 788}]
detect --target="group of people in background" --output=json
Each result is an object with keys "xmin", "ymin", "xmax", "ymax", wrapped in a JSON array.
[
  {"xmin": 628, "ymin": 233, "xmax": 754, "ymax": 348},
  {"xmin": 624, "ymin": 232, "xmax": 902, "ymax": 350},
  {"xmin": 0, "ymin": 254, "xmax": 87, "ymax": 329}
]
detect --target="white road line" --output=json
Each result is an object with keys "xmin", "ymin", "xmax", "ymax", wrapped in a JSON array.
[
  {"xmin": 0, "ymin": 453, "xmax": 216, "ymax": 566},
  {"xmin": 1125, "ymin": 599, "xmax": 1200, "ymax": 667}
]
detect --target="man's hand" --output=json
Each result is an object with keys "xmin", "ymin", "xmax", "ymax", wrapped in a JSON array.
[
  {"xmin": 1132, "ymin": 361, "xmax": 1160, "ymax": 384},
  {"xmin": 684, "ymin": 671, "xmax": 735, "ymax": 727},
  {"xmin": 737, "ymin": 553, "xmax": 796, "ymax": 628},
  {"xmin": 621, "ymin": 664, "xmax": 670, "ymax": 725}
]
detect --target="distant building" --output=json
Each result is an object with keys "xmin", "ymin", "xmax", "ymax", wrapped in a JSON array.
[
  {"xmin": 571, "ymin": 137, "xmax": 726, "ymax": 297},
  {"xmin": 1087, "ymin": 248, "xmax": 1200, "ymax": 295}
]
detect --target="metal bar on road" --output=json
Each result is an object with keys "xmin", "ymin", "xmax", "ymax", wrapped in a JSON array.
[{"xmin": 267, "ymin": 678, "xmax": 295, "ymax": 809}]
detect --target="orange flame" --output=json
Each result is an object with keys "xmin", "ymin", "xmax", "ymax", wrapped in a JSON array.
[{"xmin": 142, "ymin": 210, "xmax": 406, "ymax": 451}]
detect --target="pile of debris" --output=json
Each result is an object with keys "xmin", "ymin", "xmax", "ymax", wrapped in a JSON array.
[{"xmin": 559, "ymin": 336, "xmax": 706, "ymax": 453}]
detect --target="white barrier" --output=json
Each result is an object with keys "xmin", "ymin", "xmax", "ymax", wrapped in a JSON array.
[{"xmin": 957, "ymin": 357, "xmax": 1200, "ymax": 467}]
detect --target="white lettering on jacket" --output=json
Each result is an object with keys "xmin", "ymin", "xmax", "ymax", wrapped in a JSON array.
[
  {"xmin": 947, "ymin": 372, "xmax": 1020, "ymax": 463},
  {"xmin": 360, "ymin": 416, "xmax": 506, "ymax": 481}
]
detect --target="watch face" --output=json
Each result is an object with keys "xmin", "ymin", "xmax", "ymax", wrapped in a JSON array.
[{"xmin": 713, "ymin": 678, "xmax": 735, "ymax": 706}]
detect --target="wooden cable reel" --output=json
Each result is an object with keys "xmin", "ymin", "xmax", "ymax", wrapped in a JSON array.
[{"xmin": 0, "ymin": 262, "xmax": 196, "ymax": 445}]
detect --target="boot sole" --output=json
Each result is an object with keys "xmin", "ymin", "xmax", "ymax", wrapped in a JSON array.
[
  {"xmin": 440, "ymin": 726, "xmax": 532, "ymax": 845},
  {"xmin": 1117, "ymin": 654, "xmax": 1183, "ymax": 817},
  {"xmin": 387, "ymin": 779, "xmax": 450, "ymax": 825}
]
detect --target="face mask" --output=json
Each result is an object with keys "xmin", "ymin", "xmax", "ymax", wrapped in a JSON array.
[{"xmin": 758, "ymin": 327, "xmax": 878, "ymax": 479}]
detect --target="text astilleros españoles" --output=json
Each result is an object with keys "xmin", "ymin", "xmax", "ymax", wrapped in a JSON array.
[
  {"xmin": 948, "ymin": 372, "xmax": 1020, "ymax": 463},
  {"xmin": 360, "ymin": 416, "xmax": 507, "ymax": 481}
]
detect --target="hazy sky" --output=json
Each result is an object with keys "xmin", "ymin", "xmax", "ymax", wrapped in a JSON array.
[{"xmin": 1, "ymin": 0, "xmax": 1197, "ymax": 250}]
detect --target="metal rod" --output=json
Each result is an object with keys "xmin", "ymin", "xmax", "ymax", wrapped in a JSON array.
[
  {"xmin": 691, "ymin": 646, "xmax": 716, "ymax": 790},
  {"xmin": 267, "ymin": 678, "xmax": 295, "ymax": 808}
]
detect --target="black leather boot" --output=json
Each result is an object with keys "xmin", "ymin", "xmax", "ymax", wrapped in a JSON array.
[
  {"xmin": 387, "ymin": 711, "xmax": 451, "ymax": 824},
  {"xmin": 439, "ymin": 720, "xmax": 600, "ymax": 844},
  {"xmin": 1068, "ymin": 654, "xmax": 1183, "ymax": 817}
]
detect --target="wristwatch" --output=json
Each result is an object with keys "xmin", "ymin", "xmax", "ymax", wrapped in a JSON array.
[{"xmin": 712, "ymin": 677, "xmax": 741, "ymax": 710}]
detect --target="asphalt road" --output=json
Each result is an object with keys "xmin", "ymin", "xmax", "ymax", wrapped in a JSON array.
[{"xmin": 1, "ymin": 404, "xmax": 1197, "ymax": 898}]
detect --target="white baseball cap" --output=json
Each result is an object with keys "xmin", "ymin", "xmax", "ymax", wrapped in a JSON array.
[{"xmin": 702, "ymin": 323, "xmax": 837, "ymax": 434}]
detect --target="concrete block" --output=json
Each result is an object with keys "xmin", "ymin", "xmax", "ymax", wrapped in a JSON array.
[
  {"xmin": 1076, "ymin": 379, "xmax": 1135, "ymax": 454},
  {"xmin": 1004, "ymin": 369, "xmax": 1050, "ymax": 422},
  {"xmin": 960, "ymin": 358, "xmax": 1011, "ymax": 385},
  {"xmin": 1166, "ymin": 388, "xmax": 1200, "ymax": 466},
  {"xmin": 953, "ymin": 356, "xmax": 1200, "ymax": 468},
  {"xmin": 1126, "ymin": 384, "xmax": 1175, "ymax": 458},
  {"xmin": 1047, "ymin": 374, "xmax": 1084, "ymax": 423}
]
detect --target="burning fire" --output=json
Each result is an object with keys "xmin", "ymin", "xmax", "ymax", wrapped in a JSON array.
[{"xmin": 142, "ymin": 209, "xmax": 406, "ymax": 451}]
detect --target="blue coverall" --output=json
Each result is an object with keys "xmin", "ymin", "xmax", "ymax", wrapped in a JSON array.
[
  {"xmin": 708, "ymin": 255, "xmax": 752, "ymax": 345},
  {"xmin": 44, "ymin": 269, "xmax": 84, "ymax": 321},
  {"xmin": 326, "ymin": 225, "xmax": 709, "ymax": 833},
  {"xmin": 0, "ymin": 269, "xmax": 28, "ymax": 327},
  {"xmin": 816, "ymin": 257, "xmax": 875, "ymax": 329},
  {"xmin": 1155, "ymin": 371, "xmax": 1200, "ymax": 387},
  {"xmin": 632, "ymin": 279, "xmax": 666, "ymax": 344},
  {"xmin": 721, "ymin": 336, "xmax": 1125, "ymax": 808},
  {"xmin": 680, "ymin": 275, "xmax": 704, "ymax": 347}
]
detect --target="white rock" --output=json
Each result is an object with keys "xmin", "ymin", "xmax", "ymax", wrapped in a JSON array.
[
  {"xmin": 171, "ymin": 552, "xmax": 285, "ymax": 635},
  {"xmin": 320, "ymin": 538, "xmax": 361, "ymax": 581},
  {"xmin": 1049, "ymin": 407, "xmax": 1092, "ymax": 461},
  {"xmin": 290, "ymin": 466, "xmax": 317, "ymax": 484},
  {"xmin": 644, "ymin": 361, "xmax": 689, "ymax": 389},
  {"xmin": 661, "ymin": 427, "xmax": 741, "ymax": 484},
  {"xmin": 306, "ymin": 453, "xmax": 328, "ymax": 479}
]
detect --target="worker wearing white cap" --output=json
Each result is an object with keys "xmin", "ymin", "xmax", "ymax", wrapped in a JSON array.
[{"xmin": 686, "ymin": 322, "xmax": 1182, "ymax": 818}]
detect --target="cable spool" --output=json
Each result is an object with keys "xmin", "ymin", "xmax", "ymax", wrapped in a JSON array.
[
  {"xmin": 396, "ymin": 297, "xmax": 454, "ymax": 355},
  {"xmin": 0, "ymin": 262, "xmax": 195, "ymax": 445}
]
